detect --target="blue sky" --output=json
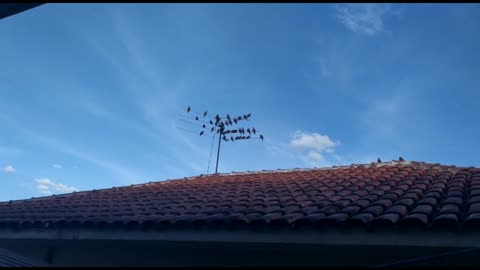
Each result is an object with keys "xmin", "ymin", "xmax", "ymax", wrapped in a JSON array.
[{"xmin": 1, "ymin": 3, "xmax": 480, "ymax": 201}]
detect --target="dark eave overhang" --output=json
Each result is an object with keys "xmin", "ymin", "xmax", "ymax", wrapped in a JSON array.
[
  {"xmin": 0, "ymin": 3, "xmax": 45, "ymax": 20},
  {"xmin": 0, "ymin": 227, "xmax": 480, "ymax": 248}
]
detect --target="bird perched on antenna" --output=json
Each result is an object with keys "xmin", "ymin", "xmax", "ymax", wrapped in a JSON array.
[
  {"xmin": 399, "ymin": 156, "xmax": 404, "ymax": 162},
  {"xmin": 195, "ymin": 116, "xmax": 199, "ymax": 121},
  {"xmin": 247, "ymin": 128, "xmax": 251, "ymax": 135},
  {"xmin": 187, "ymin": 106, "xmax": 191, "ymax": 113},
  {"xmin": 260, "ymin": 135, "xmax": 264, "ymax": 141},
  {"xmin": 252, "ymin": 127, "xmax": 256, "ymax": 134},
  {"xmin": 200, "ymin": 131, "xmax": 204, "ymax": 136},
  {"xmin": 203, "ymin": 111, "xmax": 208, "ymax": 117},
  {"xmin": 377, "ymin": 158, "xmax": 382, "ymax": 163}
]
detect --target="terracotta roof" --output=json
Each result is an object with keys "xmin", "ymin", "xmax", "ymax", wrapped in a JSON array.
[{"xmin": 1, "ymin": 160, "xmax": 480, "ymax": 231}]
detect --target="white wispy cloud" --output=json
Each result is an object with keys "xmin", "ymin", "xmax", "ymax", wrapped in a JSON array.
[
  {"xmin": 290, "ymin": 131, "xmax": 340, "ymax": 166},
  {"xmin": 72, "ymin": 11, "xmax": 223, "ymax": 180},
  {"xmin": 0, "ymin": 146, "xmax": 22, "ymax": 156},
  {"xmin": 335, "ymin": 4, "xmax": 393, "ymax": 35},
  {"xmin": 268, "ymin": 131, "xmax": 341, "ymax": 168},
  {"xmin": 0, "ymin": 113, "xmax": 146, "ymax": 184},
  {"xmin": 306, "ymin": 150, "xmax": 324, "ymax": 162},
  {"xmin": 2, "ymin": 165, "xmax": 15, "ymax": 174},
  {"xmin": 52, "ymin": 164, "xmax": 63, "ymax": 169},
  {"xmin": 359, "ymin": 92, "xmax": 410, "ymax": 137},
  {"xmin": 289, "ymin": 131, "xmax": 339, "ymax": 153},
  {"xmin": 35, "ymin": 178, "xmax": 79, "ymax": 195}
]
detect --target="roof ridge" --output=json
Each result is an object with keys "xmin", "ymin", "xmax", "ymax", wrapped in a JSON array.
[{"xmin": 0, "ymin": 160, "xmax": 465, "ymax": 205}]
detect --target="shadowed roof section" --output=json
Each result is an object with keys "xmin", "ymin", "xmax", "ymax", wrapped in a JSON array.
[
  {"xmin": 0, "ymin": 248, "xmax": 44, "ymax": 267},
  {"xmin": 1, "ymin": 160, "xmax": 480, "ymax": 231},
  {"xmin": 0, "ymin": 3, "xmax": 44, "ymax": 20}
]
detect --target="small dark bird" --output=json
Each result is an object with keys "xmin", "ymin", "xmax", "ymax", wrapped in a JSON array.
[
  {"xmin": 195, "ymin": 116, "xmax": 199, "ymax": 121},
  {"xmin": 252, "ymin": 127, "xmax": 256, "ymax": 134},
  {"xmin": 246, "ymin": 113, "xmax": 251, "ymax": 118},
  {"xmin": 231, "ymin": 136, "xmax": 234, "ymax": 142},
  {"xmin": 246, "ymin": 136, "xmax": 251, "ymax": 139},
  {"xmin": 187, "ymin": 106, "xmax": 191, "ymax": 113},
  {"xmin": 247, "ymin": 128, "xmax": 251, "ymax": 135},
  {"xmin": 399, "ymin": 156, "xmax": 404, "ymax": 162},
  {"xmin": 231, "ymin": 129, "xmax": 238, "ymax": 133},
  {"xmin": 203, "ymin": 110, "xmax": 208, "ymax": 117},
  {"xmin": 209, "ymin": 120, "xmax": 213, "ymax": 125},
  {"xmin": 234, "ymin": 118, "xmax": 238, "ymax": 124},
  {"xmin": 260, "ymin": 135, "xmax": 264, "ymax": 141},
  {"xmin": 377, "ymin": 158, "xmax": 382, "ymax": 163},
  {"xmin": 200, "ymin": 131, "xmax": 204, "ymax": 136},
  {"xmin": 243, "ymin": 115, "xmax": 248, "ymax": 120},
  {"xmin": 202, "ymin": 124, "xmax": 206, "ymax": 128},
  {"xmin": 223, "ymin": 135, "xmax": 227, "ymax": 141},
  {"xmin": 211, "ymin": 127, "xmax": 215, "ymax": 132},
  {"xmin": 227, "ymin": 114, "xmax": 232, "ymax": 123},
  {"xmin": 235, "ymin": 136, "xmax": 240, "ymax": 140}
]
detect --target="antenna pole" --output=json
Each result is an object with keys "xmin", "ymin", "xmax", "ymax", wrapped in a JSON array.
[
  {"xmin": 215, "ymin": 128, "xmax": 222, "ymax": 174},
  {"xmin": 179, "ymin": 106, "xmax": 263, "ymax": 175}
]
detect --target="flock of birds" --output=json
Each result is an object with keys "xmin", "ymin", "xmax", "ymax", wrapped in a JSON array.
[
  {"xmin": 183, "ymin": 107, "xmax": 409, "ymax": 169},
  {"xmin": 377, "ymin": 157, "xmax": 405, "ymax": 163},
  {"xmin": 186, "ymin": 106, "xmax": 264, "ymax": 142}
]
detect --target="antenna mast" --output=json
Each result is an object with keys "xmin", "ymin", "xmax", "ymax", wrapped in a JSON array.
[{"xmin": 176, "ymin": 106, "xmax": 264, "ymax": 174}]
